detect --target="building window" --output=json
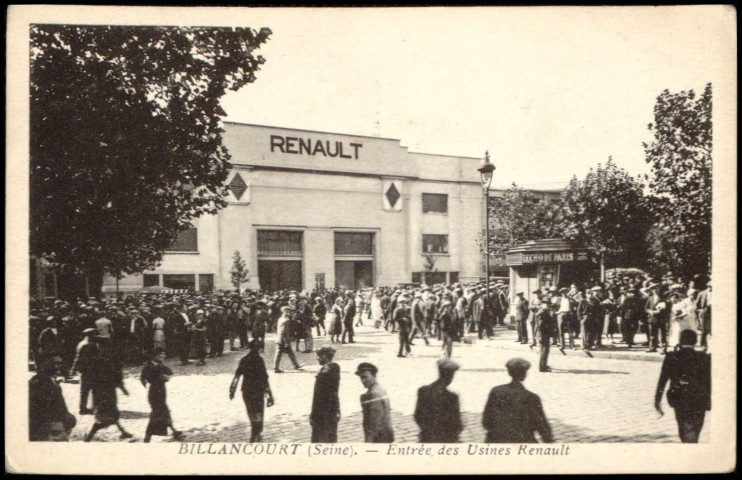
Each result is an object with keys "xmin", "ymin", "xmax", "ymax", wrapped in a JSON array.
[
  {"xmin": 422, "ymin": 193, "xmax": 448, "ymax": 213},
  {"xmin": 422, "ymin": 234, "xmax": 449, "ymax": 254},
  {"xmin": 143, "ymin": 274, "xmax": 159, "ymax": 287},
  {"xmin": 334, "ymin": 232, "xmax": 374, "ymax": 256},
  {"xmin": 162, "ymin": 274, "xmax": 196, "ymax": 291},
  {"xmin": 199, "ymin": 274, "xmax": 214, "ymax": 293},
  {"xmin": 165, "ymin": 228, "xmax": 198, "ymax": 252},
  {"xmin": 448, "ymin": 272, "xmax": 459, "ymax": 284},
  {"xmin": 257, "ymin": 230, "xmax": 303, "ymax": 256},
  {"xmin": 411, "ymin": 272, "xmax": 422, "ymax": 284},
  {"xmin": 425, "ymin": 271, "xmax": 447, "ymax": 285}
]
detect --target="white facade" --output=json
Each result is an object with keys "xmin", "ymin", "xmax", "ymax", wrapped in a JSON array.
[{"xmin": 104, "ymin": 122, "xmax": 498, "ymax": 293}]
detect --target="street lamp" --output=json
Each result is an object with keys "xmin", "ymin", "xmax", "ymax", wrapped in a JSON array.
[{"xmin": 478, "ymin": 151, "xmax": 495, "ymax": 299}]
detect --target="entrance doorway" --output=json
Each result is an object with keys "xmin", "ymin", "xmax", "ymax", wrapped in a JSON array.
[
  {"xmin": 258, "ymin": 261, "xmax": 302, "ymax": 292},
  {"xmin": 335, "ymin": 261, "xmax": 373, "ymax": 290}
]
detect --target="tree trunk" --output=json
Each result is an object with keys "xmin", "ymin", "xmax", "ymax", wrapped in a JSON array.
[{"xmin": 87, "ymin": 266, "xmax": 105, "ymax": 300}]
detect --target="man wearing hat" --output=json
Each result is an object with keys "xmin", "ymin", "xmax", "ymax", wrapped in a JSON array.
[
  {"xmin": 513, "ymin": 291, "xmax": 530, "ymax": 345},
  {"xmin": 355, "ymin": 363, "xmax": 394, "ymax": 443},
  {"xmin": 37, "ymin": 316, "xmax": 62, "ymax": 366},
  {"xmin": 230, "ymin": 340, "xmax": 274, "ymax": 443},
  {"xmin": 618, "ymin": 287, "xmax": 642, "ymax": 349},
  {"xmin": 69, "ymin": 327, "xmax": 100, "ymax": 414},
  {"xmin": 534, "ymin": 300, "xmax": 554, "ymax": 372},
  {"xmin": 414, "ymin": 359, "xmax": 462, "ymax": 443},
  {"xmin": 95, "ymin": 308, "xmax": 115, "ymax": 352},
  {"xmin": 393, "ymin": 295, "xmax": 413, "ymax": 357},
  {"xmin": 695, "ymin": 280, "xmax": 711, "ymax": 350},
  {"xmin": 274, "ymin": 306, "xmax": 302, "ymax": 373},
  {"xmin": 555, "ymin": 288, "xmax": 574, "ymax": 350},
  {"xmin": 482, "ymin": 358, "xmax": 553, "ymax": 443},
  {"xmin": 645, "ymin": 283, "xmax": 669, "ymax": 353},
  {"xmin": 341, "ymin": 291, "xmax": 356, "ymax": 344},
  {"xmin": 310, "ymin": 346, "xmax": 341, "ymax": 442}
]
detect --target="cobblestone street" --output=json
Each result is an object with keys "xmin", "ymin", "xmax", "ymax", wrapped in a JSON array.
[{"xmin": 58, "ymin": 322, "xmax": 709, "ymax": 444}]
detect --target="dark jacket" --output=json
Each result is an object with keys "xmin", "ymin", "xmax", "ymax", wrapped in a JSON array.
[
  {"xmin": 482, "ymin": 380, "xmax": 553, "ymax": 443},
  {"xmin": 414, "ymin": 380, "xmax": 462, "ymax": 443},
  {"xmin": 311, "ymin": 362, "xmax": 340, "ymax": 422},
  {"xmin": 655, "ymin": 348, "xmax": 711, "ymax": 411}
]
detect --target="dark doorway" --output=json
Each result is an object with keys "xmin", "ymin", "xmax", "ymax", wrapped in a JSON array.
[
  {"xmin": 335, "ymin": 261, "xmax": 373, "ymax": 290},
  {"xmin": 259, "ymin": 261, "xmax": 302, "ymax": 292}
]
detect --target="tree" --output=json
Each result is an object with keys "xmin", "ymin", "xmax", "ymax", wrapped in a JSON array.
[
  {"xmin": 30, "ymin": 25, "xmax": 272, "ymax": 297},
  {"xmin": 480, "ymin": 184, "xmax": 566, "ymax": 263},
  {"xmin": 230, "ymin": 250, "xmax": 249, "ymax": 294},
  {"xmin": 561, "ymin": 158, "xmax": 653, "ymax": 272},
  {"xmin": 643, "ymin": 84, "xmax": 712, "ymax": 278}
]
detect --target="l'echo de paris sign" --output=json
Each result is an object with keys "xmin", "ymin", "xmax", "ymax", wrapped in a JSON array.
[{"xmin": 506, "ymin": 250, "xmax": 591, "ymax": 266}]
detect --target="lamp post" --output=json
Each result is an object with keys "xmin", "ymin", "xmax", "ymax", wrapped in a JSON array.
[{"xmin": 478, "ymin": 151, "xmax": 495, "ymax": 300}]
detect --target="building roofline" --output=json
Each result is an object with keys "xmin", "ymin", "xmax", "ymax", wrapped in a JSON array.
[
  {"xmin": 222, "ymin": 121, "xmax": 403, "ymax": 143},
  {"xmin": 223, "ymin": 120, "xmax": 483, "ymax": 160}
]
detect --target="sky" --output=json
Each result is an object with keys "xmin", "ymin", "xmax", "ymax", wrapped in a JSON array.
[{"xmin": 219, "ymin": 7, "xmax": 731, "ymax": 189}]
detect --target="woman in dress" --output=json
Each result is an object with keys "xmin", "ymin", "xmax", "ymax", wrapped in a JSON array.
[
  {"xmin": 141, "ymin": 347, "xmax": 182, "ymax": 442},
  {"xmin": 667, "ymin": 288, "xmax": 698, "ymax": 349},
  {"xmin": 329, "ymin": 298, "xmax": 344, "ymax": 344}
]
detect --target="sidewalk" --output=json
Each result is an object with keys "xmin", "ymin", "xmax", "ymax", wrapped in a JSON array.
[{"xmin": 474, "ymin": 326, "xmax": 669, "ymax": 363}]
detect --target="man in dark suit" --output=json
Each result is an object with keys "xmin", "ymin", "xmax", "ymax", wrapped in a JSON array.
[
  {"xmin": 645, "ymin": 284, "xmax": 669, "ymax": 353},
  {"xmin": 655, "ymin": 329, "xmax": 711, "ymax": 443},
  {"xmin": 482, "ymin": 357, "xmax": 553, "ymax": 443},
  {"xmin": 534, "ymin": 301, "xmax": 554, "ymax": 372},
  {"xmin": 414, "ymin": 359, "xmax": 462, "ymax": 443},
  {"xmin": 310, "ymin": 346, "xmax": 341, "ymax": 443}
]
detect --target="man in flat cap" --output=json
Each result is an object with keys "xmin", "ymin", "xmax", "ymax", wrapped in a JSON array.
[
  {"xmin": 356, "ymin": 363, "xmax": 394, "ymax": 443},
  {"xmin": 645, "ymin": 283, "xmax": 669, "ymax": 353},
  {"xmin": 414, "ymin": 359, "xmax": 462, "ymax": 443},
  {"xmin": 341, "ymin": 291, "xmax": 356, "ymax": 344},
  {"xmin": 311, "ymin": 346, "xmax": 341, "ymax": 442},
  {"xmin": 534, "ymin": 300, "xmax": 554, "ymax": 372},
  {"xmin": 513, "ymin": 291, "xmax": 530, "ymax": 345},
  {"xmin": 69, "ymin": 328, "xmax": 100, "ymax": 414},
  {"xmin": 482, "ymin": 358, "xmax": 553, "ymax": 443},
  {"xmin": 394, "ymin": 295, "xmax": 413, "ymax": 357}
]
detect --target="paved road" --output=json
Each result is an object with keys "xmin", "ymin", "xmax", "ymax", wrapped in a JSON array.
[{"xmin": 56, "ymin": 323, "xmax": 709, "ymax": 443}]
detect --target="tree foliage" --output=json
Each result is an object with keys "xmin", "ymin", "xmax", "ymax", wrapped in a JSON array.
[
  {"xmin": 30, "ymin": 25, "xmax": 271, "ymax": 294},
  {"xmin": 643, "ymin": 83, "xmax": 712, "ymax": 277},
  {"xmin": 483, "ymin": 184, "xmax": 565, "ymax": 262},
  {"xmin": 561, "ymin": 158, "xmax": 653, "ymax": 269},
  {"xmin": 230, "ymin": 250, "xmax": 249, "ymax": 293}
]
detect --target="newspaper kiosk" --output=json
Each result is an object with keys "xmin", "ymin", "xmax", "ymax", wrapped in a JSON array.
[{"xmin": 505, "ymin": 239, "xmax": 598, "ymax": 305}]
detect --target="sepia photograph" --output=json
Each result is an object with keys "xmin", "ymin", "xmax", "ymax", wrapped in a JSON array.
[{"xmin": 6, "ymin": 4, "xmax": 736, "ymax": 475}]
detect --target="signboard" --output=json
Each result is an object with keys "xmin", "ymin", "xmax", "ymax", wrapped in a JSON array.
[
  {"xmin": 506, "ymin": 250, "xmax": 590, "ymax": 266},
  {"xmin": 270, "ymin": 135, "xmax": 363, "ymax": 159}
]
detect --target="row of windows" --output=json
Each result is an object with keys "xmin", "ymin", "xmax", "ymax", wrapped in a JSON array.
[
  {"xmin": 166, "ymin": 229, "xmax": 451, "ymax": 256},
  {"xmin": 143, "ymin": 273, "xmax": 214, "ymax": 292},
  {"xmin": 411, "ymin": 271, "xmax": 459, "ymax": 285}
]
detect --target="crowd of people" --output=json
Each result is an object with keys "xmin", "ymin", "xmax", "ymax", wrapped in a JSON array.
[{"xmin": 28, "ymin": 269, "xmax": 711, "ymax": 444}]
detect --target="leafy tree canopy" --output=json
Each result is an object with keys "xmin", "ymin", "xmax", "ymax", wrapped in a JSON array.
[
  {"xmin": 643, "ymin": 83, "xmax": 712, "ymax": 276},
  {"xmin": 562, "ymin": 158, "xmax": 653, "ymax": 269},
  {"xmin": 30, "ymin": 25, "xmax": 271, "ymax": 292}
]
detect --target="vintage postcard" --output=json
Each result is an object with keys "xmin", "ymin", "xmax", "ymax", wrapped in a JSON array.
[{"xmin": 5, "ymin": 5, "xmax": 736, "ymax": 475}]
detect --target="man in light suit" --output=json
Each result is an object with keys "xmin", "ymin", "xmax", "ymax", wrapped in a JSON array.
[
  {"xmin": 356, "ymin": 363, "xmax": 394, "ymax": 443},
  {"xmin": 482, "ymin": 357, "xmax": 553, "ymax": 443}
]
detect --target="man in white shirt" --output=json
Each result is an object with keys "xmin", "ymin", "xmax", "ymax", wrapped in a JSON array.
[{"xmin": 556, "ymin": 288, "xmax": 575, "ymax": 350}]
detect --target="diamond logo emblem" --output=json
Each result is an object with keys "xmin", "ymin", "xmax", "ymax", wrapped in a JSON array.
[
  {"xmin": 386, "ymin": 183, "xmax": 400, "ymax": 208},
  {"xmin": 228, "ymin": 173, "xmax": 248, "ymax": 201}
]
